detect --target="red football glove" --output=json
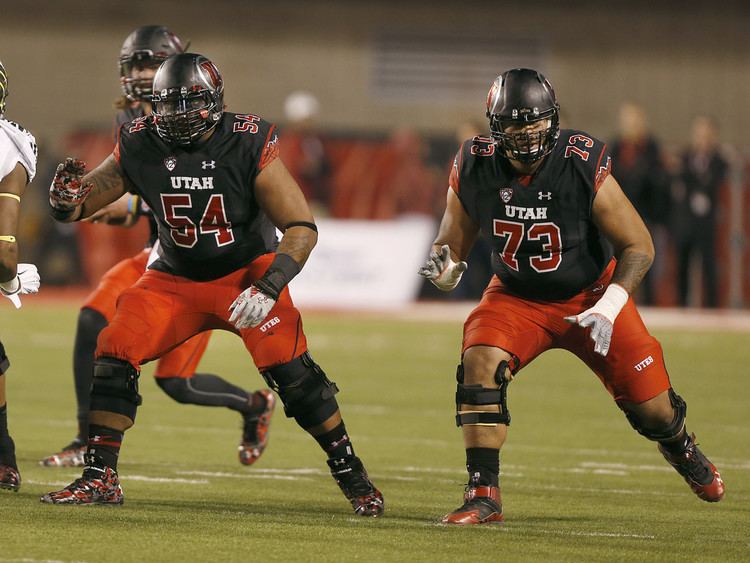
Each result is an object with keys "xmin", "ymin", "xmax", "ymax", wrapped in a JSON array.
[{"xmin": 49, "ymin": 158, "xmax": 94, "ymax": 208}]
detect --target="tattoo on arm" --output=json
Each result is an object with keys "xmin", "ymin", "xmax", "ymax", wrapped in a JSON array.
[
  {"xmin": 611, "ymin": 249, "xmax": 653, "ymax": 294},
  {"xmin": 276, "ymin": 227, "xmax": 317, "ymax": 268},
  {"xmin": 79, "ymin": 156, "xmax": 126, "ymax": 219}
]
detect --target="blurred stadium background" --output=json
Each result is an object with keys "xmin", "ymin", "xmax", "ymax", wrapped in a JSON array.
[{"xmin": 2, "ymin": 0, "xmax": 749, "ymax": 308}]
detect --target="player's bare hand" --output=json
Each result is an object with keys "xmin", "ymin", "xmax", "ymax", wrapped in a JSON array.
[
  {"xmin": 49, "ymin": 158, "xmax": 93, "ymax": 209},
  {"xmin": 565, "ymin": 310, "xmax": 613, "ymax": 356},
  {"xmin": 0, "ymin": 263, "xmax": 41, "ymax": 309},
  {"xmin": 228, "ymin": 285, "xmax": 277, "ymax": 330},
  {"xmin": 418, "ymin": 244, "xmax": 467, "ymax": 291}
]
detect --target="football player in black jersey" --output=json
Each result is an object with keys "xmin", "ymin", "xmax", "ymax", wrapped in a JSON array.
[
  {"xmin": 42, "ymin": 53, "xmax": 383, "ymax": 517},
  {"xmin": 419, "ymin": 68, "xmax": 724, "ymax": 524},
  {"xmin": 40, "ymin": 26, "xmax": 276, "ymax": 470},
  {"xmin": 0, "ymin": 59, "xmax": 42, "ymax": 491}
]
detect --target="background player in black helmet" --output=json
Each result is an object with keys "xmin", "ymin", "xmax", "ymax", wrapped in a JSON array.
[
  {"xmin": 0, "ymin": 59, "xmax": 42, "ymax": 491},
  {"xmin": 43, "ymin": 53, "xmax": 383, "ymax": 517},
  {"xmin": 40, "ymin": 26, "xmax": 275, "ymax": 469},
  {"xmin": 419, "ymin": 68, "xmax": 724, "ymax": 525}
]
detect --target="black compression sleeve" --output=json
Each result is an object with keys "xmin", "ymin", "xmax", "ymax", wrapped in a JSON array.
[{"xmin": 254, "ymin": 253, "xmax": 301, "ymax": 300}]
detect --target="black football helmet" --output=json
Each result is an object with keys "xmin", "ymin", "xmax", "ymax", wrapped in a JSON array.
[
  {"xmin": 486, "ymin": 68, "xmax": 560, "ymax": 163},
  {"xmin": 151, "ymin": 53, "xmax": 224, "ymax": 146},
  {"xmin": 0, "ymin": 60, "xmax": 8, "ymax": 117},
  {"xmin": 119, "ymin": 25, "xmax": 185, "ymax": 102}
]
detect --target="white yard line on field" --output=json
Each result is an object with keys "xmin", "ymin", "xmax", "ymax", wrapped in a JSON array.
[{"xmin": 174, "ymin": 470, "xmax": 313, "ymax": 481}]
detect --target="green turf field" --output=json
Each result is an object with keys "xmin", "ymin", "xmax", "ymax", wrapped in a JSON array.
[{"xmin": 0, "ymin": 303, "xmax": 748, "ymax": 562}]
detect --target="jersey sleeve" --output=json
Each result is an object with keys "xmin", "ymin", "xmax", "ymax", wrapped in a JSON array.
[
  {"xmin": 563, "ymin": 130, "xmax": 611, "ymax": 194},
  {"xmin": 0, "ymin": 121, "xmax": 38, "ymax": 184}
]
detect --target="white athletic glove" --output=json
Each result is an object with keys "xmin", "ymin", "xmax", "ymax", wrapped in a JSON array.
[
  {"xmin": 564, "ymin": 283, "xmax": 629, "ymax": 357},
  {"xmin": 228, "ymin": 286, "xmax": 276, "ymax": 330},
  {"xmin": 0, "ymin": 263, "xmax": 41, "ymax": 309},
  {"xmin": 418, "ymin": 244, "xmax": 468, "ymax": 291}
]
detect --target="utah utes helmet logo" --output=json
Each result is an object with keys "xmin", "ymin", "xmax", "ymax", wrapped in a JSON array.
[{"xmin": 499, "ymin": 187, "xmax": 513, "ymax": 203}]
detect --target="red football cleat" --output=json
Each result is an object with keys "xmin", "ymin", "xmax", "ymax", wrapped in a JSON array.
[
  {"xmin": 40, "ymin": 466, "xmax": 123, "ymax": 505},
  {"xmin": 658, "ymin": 433, "xmax": 725, "ymax": 502},
  {"xmin": 239, "ymin": 389, "xmax": 276, "ymax": 466},
  {"xmin": 442, "ymin": 483, "xmax": 504, "ymax": 525},
  {"xmin": 0, "ymin": 464, "xmax": 21, "ymax": 492}
]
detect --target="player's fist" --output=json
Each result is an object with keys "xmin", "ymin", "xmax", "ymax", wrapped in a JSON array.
[
  {"xmin": 228, "ymin": 285, "xmax": 276, "ymax": 330},
  {"xmin": 49, "ymin": 158, "xmax": 93, "ymax": 209},
  {"xmin": 418, "ymin": 244, "xmax": 467, "ymax": 291},
  {"xmin": 0, "ymin": 263, "xmax": 40, "ymax": 309}
]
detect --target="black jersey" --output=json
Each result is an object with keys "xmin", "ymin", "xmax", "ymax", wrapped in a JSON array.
[
  {"xmin": 451, "ymin": 129, "xmax": 613, "ymax": 301},
  {"xmin": 115, "ymin": 111, "xmax": 280, "ymax": 281}
]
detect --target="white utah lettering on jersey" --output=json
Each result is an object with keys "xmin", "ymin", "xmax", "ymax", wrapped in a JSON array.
[{"xmin": 504, "ymin": 205, "xmax": 548, "ymax": 220}]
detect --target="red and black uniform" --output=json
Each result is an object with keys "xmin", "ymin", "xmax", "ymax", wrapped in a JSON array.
[
  {"xmin": 81, "ymin": 105, "xmax": 209, "ymax": 378},
  {"xmin": 452, "ymin": 130, "xmax": 671, "ymax": 403},
  {"xmin": 98, "ymin": 112, "xmax": 306, "ymax": 371}
]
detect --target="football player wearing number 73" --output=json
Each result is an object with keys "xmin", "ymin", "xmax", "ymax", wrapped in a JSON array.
[
  {"xmin": 419, "ymin": 68, "xmax": 724, "ymax": 525},
  {"xmin": 43, "ymin": 53, "xmax": 382, "ymax": 517}
]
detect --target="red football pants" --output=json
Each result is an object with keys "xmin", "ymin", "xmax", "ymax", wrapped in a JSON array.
[
  {"xmin": 96, "ymin": 253, "xmax": 308, "ymax": 372},
  {"xmin": 83, "ymin": 249, "xmax": 210, "ymax": 378},
  {"xmin": 463, "ymin": 260, "xmax": 672, "ymax": 404}
]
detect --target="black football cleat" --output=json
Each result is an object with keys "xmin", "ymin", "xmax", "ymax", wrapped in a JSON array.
[
  {"xmin": 442, "ymin": 477, "xmax": 504, "ymax": 525},
  {"xmin": 40, "ymin": 465, "xmax": 123, "ymax": 505},
  {"xmin": 327, "ymin": 456, "xmax": 384, "ymax": 517},
  {"xmin": 39, "ymin": 438, "xmax": 87, "ymax": 467},
  {"xmin": 238, "ymin": 389, "xmax": 276, "ymax": 466},
  {"xmin": 658, "ymin": 433, "xmax": 724, "ymax": 502},
  {"xmin": 0, "ymin": 464, "xmax": 21, "ymax": 492}
]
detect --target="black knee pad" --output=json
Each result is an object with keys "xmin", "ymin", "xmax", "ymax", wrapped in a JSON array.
[
  {"xmin": 0, "ymin": 340, "xmax": 9, "ymax": 374},
  {"xmin": 90, "ymin": 357, "xmax": 142, "ymax": 421},
  {"xmin": 455, "ymin": 361, "xmax": 511, "ymax": 427},
  {"xmin": 262, "ymin": 352, "xmax": 339, "ymax": 428},
  {"xmin": 621, "ymin": 388, "xmax": 687, "ymax": 442}
]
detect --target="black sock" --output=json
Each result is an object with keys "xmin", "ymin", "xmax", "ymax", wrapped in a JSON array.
[
  {"xmin": 0, "ymin": 404, "xmax": 17, "ymax": 468},
  {"xmin": 86, "ymin": 424, "xmax": 124, "ymax": 471},
  {"xmin": 658, "ymin": 429, "xmax": 691, "ymax": 455},
  {"xmin": 315, "ymin": 422, "xmax": 354, "ymax": 461},
  {"xmin": 466, "ymin": 447, "xmax": 500, "ymax": 487},
  {"xmin": 73, "ymin": 308, "xmax": 108, "ymax": 441}
]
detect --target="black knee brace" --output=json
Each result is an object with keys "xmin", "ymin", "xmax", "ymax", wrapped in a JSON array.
[
  {"xmin": 0, "ymin": 340, "xmax": 9, "ymax": 374},
  {"xmin": 90, "ymin": 357, "xmax": 142, "ymax": 421},
  {"xmin": 262, "ymin": 352, "xmax": 339, "ymax": 428},
  {"xmin": 455, "ymin": 361, "xmax": 511, "ymax": 427},
  {"xmin": 621, "ymin": 388, "xmax": 687, "ymax": 442}
]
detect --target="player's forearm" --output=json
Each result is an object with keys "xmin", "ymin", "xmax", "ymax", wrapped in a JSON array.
[
  {"xmin": 610, "ymin": 247, "xmax": 654, "ymax": 294},
  {"xmin": 276, "ymin": 226, "xmax": 318, "ymax": 269}
]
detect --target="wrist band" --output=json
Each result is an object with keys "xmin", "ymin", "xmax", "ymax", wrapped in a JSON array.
[
  {"xmin": 0, "ymin": 193, "xmax": 21, "ymax": 202},
  {"xmin": 595, "ymin": 283, "xmax": 629, "ymax": 324},
  {"xmin": 49, "ymin": 202, "xmax": 77, "ymax": 221},
  {"xmin": 0, "ymin": 235, "xmax": 16, "ymax": 243},
  {"xmin": 0, "ymin": 275, "xmax": 20, "ymax": 295},
  {"xmin": 127, "ymin": 194, "xmax": 141, "ymax": 217},
  {"xmin": 284, "ymin": 221, "xmax": 318, "ymax": 233},
  {"xmin": 255, "ymin": 253, "xmax": 301, "ymax": 300}
]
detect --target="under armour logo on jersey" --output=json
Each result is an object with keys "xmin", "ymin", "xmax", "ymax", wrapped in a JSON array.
[
  {"xmin": 164, "ymin": 156, "xmax": 177, "ymax": 171},
  {"xmin": 538, "ymin": 192, "xmax": 552, "ymax": 200},
  {"xmin": 499, "ymin": 187, "xmax": 513, "ymax": 203},
  {"xmin": 202, "ymin": 160, "xmax": 216, "ymax": 170}
]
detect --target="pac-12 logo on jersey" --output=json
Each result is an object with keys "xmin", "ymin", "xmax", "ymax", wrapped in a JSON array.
[
  {"xmin": 164, "ymin": 156, "xmax": 177, "ymax": 171},
  {"xmin": 499, "ymin": 187, "xmax": 513, "ymax": 203}
]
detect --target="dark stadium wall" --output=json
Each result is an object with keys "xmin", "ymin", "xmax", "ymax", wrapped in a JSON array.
[{"xmin": 0, "ymin": 0, "xmax": 747, "ymax": 151}]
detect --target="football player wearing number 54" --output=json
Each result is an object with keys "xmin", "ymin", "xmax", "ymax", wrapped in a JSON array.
[
  {"xmin": 43, "ymin": 53, "xmax": 383, "ymax": 517},
  {"xmin": 419, "ymin": 68, "xmax": 724, "ymax": 525}
]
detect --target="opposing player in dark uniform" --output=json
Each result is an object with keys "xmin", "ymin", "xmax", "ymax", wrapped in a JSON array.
[
  {"xmin": 40, "ymin": 26, "xmax": 275, "ymax": 469},
  {"xmin": 419, "ymin": 68, "xmax": 724, "ymax": 525},
  {"xmin": 0, "ymin": 59, "xmax": 42, "ymax": 491},
  {"xmin": 42, "ymin": 53, "xmax": 383, "ymax": 516}
]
